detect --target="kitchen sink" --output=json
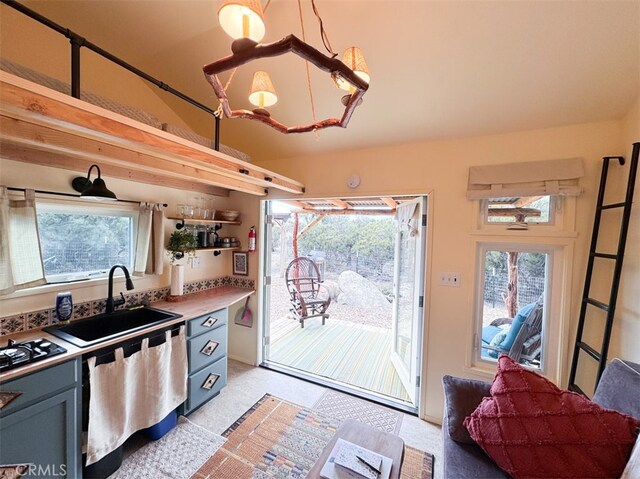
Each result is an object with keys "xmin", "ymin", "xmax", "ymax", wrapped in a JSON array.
[{"xmin": 44, "ymin": 306, "xmax": 182, "ymax": 348}]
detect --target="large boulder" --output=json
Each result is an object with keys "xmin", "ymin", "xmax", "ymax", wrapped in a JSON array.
[{"xmin": 337, "ymin": 271, "xmax": 392, "ymax": 311}]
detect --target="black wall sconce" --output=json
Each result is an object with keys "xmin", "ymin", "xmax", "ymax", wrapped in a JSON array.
[{"xmin": 71, "ymin": 164, "xmax": 118, "ymax": 200}]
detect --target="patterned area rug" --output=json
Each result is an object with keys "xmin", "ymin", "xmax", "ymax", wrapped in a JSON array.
[
  {"xmin": 313, "ymin": 389, "xmax": 404, "ymax": 434},
  {"xmin": 192, "ymin": 394, "xmax": 433, "ymax": 479},
  {"xmin": 109, "ymin": 417, "xmax": 226, "ymax": 479}
]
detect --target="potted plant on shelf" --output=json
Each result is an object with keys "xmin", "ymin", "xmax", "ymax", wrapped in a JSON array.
[{"xmin": 166, "ymin": 229, "xmax": 197, "ymax": 296}]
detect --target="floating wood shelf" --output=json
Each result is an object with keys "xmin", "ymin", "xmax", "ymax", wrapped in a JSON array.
[
  {"xmin": 0, "ymin": 72, "xmax": 305, "ymax": 197},
  {"xmin": 196, "ymin": 247, "xmax": 240, "ymax": 252},
  {"xmin": 167, "ymin": 216, "xmax": 241, "ymax": 225}
]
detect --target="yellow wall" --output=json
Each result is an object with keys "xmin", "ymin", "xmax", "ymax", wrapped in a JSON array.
[
  {"xmin": 256, "ymin": 118, "xmax": 632, "ymax": 422},
  {"xmin": 0, "ymin": 6, "xmax": 193, "ymax": 131},
  {"xmin": 0, "ymin": 158, "xmax": 241, "ymax": 318}
]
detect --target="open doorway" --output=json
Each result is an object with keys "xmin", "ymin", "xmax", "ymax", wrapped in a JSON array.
[{"xmin": 261, "ymin": 196, "xmax": 427, "ymax": 411}]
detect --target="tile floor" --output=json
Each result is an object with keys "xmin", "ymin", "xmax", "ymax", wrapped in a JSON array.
[{"xmin": 188, "ymin": 359, "xmax": 444, "ymax": 478}]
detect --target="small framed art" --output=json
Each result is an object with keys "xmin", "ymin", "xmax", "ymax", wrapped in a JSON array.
[{"xmin": 233, "ymin": 251, "xmax": 249, "ymax": 276}]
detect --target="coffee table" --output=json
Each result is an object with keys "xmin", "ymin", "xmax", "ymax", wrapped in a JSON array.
[{"xmin": 307, "ymin": 419, "xmax": 405, "ymax": 478}]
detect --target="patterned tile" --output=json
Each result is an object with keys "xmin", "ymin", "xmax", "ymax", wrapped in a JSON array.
[
  {"xmin": 26, "ymin": 310, "xmax": 51, "ymax": 329},
  {"xmin": 0, "ymin": 315, "xmax": 25, "ymax": 335},
  {"xmin": 74, "ymin": 301, "xmax": 92, "ymax": 320},
  {"xmin": 185, "ymin": 282, "xmax": 197, "ymax": 294},
  {"xmin": 138, "ymin": 291, "xmax": 153, "ymax": 306},
  {"xmin": 206, "ymin": 279, "xmax": 216, "ymax": 289},
  {"xmin": 91, "ymin": 299, "xmax": 107, "ymax": 315},
  {"xmin": 124, "ymin": 292, "xmax": 141, "ymax": 307}
]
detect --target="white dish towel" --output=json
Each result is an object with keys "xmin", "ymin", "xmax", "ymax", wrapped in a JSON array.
[{"xmin": 85, "ymin": 326, "xmax": 188, "ymax": 466}]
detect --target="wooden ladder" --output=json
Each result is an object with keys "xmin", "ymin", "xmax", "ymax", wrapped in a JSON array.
[{"xmin": 568, "ymin": 142, "xmax": 639, "ymax": 395}]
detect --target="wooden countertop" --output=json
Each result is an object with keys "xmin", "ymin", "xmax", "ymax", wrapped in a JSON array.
[{"xmin": 0, "ymin": 286, "xmax": 254, "ymax": 383}]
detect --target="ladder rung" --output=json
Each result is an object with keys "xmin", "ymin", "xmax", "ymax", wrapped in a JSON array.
[
  {"xmin": 577, "ymin": 342, "xmax": 601, "ymax": 361},
  {"xmin": 568, "ymin": 384, "xmax": 586, "ymax": 395},
  {"xmin": 585, "ymin": 298, "xmax": 609, "ymax": 311},
  {"xmin": 591, "ymin": 252, "xmax": 618, "ymax": 260},
  {"xmin": 600, "ymin": 202, "xmax": 627, "ymax": 210}
]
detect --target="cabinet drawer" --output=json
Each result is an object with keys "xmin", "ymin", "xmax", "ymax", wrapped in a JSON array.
[
  {"xmin": 187, "ymin": 325, "xmax": 227, "ymax": 374},
  {"xmin": 187, "ymin": 356, "xmax": 227, "ymax": 413},
  {"xmin": 187, "ymin": 308, "xmax": 228, "ymax": 338},
  {"xmin": 0, "ymin": 359, "xmax": 79, "ymax": 416}
]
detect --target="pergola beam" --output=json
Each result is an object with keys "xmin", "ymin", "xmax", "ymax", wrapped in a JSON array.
[
  {"xmin": 328, "ymin": 199, "xmax": 352, "ymax": 210},
  {"xmin": 380, "ymin": 197, "xmax": 398, "ymax": 209},
  {"xmin": 297, "ymin": 214, "xmax": 326, "ymax": 239}
]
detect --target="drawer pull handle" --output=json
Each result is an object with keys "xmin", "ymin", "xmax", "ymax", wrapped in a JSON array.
[
  {"xmin": 202, "ymin": 316, "xmax": 218, "ymax": 327},
  {"xmin": 0, "ymin": 391, "xmax": 23, "ymax": 410},
  {"xmin": 200, "ymin": 340, "xmax": 219, "ymax": 356},
  {"xmin": 202, "ymin": 373, "xmax": 220, "ymax": 390}
]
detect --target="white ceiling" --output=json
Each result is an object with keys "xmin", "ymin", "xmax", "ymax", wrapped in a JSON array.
[{"xmin": 18, "ymin": 1, "xmax": 640, "ymax": 161}]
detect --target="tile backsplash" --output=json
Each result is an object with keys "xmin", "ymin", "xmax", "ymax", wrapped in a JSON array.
[{"xmin": 0, "ymin": 276, "xmax": 255, "ymax": 336}]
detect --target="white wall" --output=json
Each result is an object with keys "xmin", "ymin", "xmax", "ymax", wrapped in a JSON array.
[{"xmin": 253, "ymin": 118, "xmax": 629, "ymax": 422}]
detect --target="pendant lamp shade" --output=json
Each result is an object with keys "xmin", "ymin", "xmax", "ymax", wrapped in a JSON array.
[
  {"xmin": 336, "ymin": 46, "xmax": 370, "ymax": 91},
  {"xmin": 218, "ymin": 0, "xmax": 265, "ymax": 43},
  {"xmin": 75, "ymin": 164, "xmax": 118, "ymax": 200},
  {"xmin": 249, "ymin": 71, "xmax": 278, "ymax": 108}
]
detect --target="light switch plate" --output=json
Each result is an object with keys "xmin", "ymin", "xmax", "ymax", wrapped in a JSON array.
[{"xmin": 439, "ymin": 272, "xmax": 461, "ymax": 287}]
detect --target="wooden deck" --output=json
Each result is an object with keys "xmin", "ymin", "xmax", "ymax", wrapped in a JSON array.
[{"xmin": 268, "ymin": 316, "xmax": 411, "ymax": 403}]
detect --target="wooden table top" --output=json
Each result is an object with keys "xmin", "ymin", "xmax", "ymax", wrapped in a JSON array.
[{"xmin": 307, "ymin": 419, "xmax": 405, "ymax": 479}]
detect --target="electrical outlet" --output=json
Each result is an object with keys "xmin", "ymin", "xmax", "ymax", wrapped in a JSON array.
[
  {"xmin": 190, "ymin": 256, "xmax": 201, "ymax": 269},
  {"xmin": 439, "ymin": 272, "xmax": 460, "ymax": 287}
]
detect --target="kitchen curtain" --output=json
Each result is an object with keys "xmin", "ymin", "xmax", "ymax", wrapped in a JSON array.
[
  {"xmin": 85, "ymin": 327, "xmax": 188, "ymax": 465},
  {"xmin": 133, "ymin": 202, "xmax": 165, "ymax": 276},
  {"xmin": 0, "ymin": 187, "xmax": 46, "ymax": 295},
  {"xmin": 466, "ymin": 158, "xmax": 584, "ymax": 199}
]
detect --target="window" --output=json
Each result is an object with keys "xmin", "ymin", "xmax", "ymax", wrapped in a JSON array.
[
  {"xmin": 475, "ymin": 244, "xmax": 551, "ymax": 371},
  {"xmin": 484, "ymin": 196, "xmax": 554, "ymax": 225},
  {"xmin": 37, "ymin": 203, "xmax": 137, "ymax": 282}
]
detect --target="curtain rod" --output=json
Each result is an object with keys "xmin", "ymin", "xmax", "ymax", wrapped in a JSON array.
[{"xmin": 7, "ymin": 187, "xmax": 168, "ymax": 207}]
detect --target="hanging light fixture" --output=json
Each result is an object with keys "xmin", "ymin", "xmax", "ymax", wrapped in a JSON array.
[
  {"xmin": 334, "ymin": 46, "xmax": 370, "ymax": 105},
  {"xmin": 218, "ymin": 0, "xmax": 265, "ymax": 52},
  {"xmin": 204, "ymin": 0, "xmax": 370, "ymax": 134},
  {"xmin": 71, "ymin": 164, "xmax": 117, "ymax": 200},
  {"xmin": 248, "ymin": 70, "xmax": 278, "ymax": 116}
]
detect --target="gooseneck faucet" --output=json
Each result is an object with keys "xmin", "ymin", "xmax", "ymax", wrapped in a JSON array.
[{"xmin": 106, "ymin": 265, "xmax": 135, "ymax": 313}]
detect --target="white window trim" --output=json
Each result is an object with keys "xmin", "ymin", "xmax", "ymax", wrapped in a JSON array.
[
  {"xmin": 464, "ymin": 238, "xmax": 575, "ymax": 385},
  {"xmin": 37, "ymin": 201, "xmax": 139, "ymax": 283},
  {"xmin": 471, "ymin": 196, "xmax": 578, "ymax": 238}
]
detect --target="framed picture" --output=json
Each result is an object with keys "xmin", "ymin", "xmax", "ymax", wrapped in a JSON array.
[{"xmin": 233, "ymin": 251, "xmax": 249, "ymax": 276}]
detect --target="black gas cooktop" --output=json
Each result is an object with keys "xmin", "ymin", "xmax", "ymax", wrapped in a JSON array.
[{"xmin": 0, "ymin": 338, "xmax": 67, "ymax": 372}]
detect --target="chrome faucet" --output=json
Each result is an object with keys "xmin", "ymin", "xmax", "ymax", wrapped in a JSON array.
[{"xmin": 106, "ymin": 265, "xmax": 135, "ymax": 313}]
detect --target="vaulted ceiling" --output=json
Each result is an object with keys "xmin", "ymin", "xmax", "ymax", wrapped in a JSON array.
[{"xmin": 8, "ymin": 1, "xmax": 640, "ymax": 162}]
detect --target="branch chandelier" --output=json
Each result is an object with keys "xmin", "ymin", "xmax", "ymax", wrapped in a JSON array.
[{"xmin": 204, "ymin": 0, "xmax": 370, "ymax": 134}]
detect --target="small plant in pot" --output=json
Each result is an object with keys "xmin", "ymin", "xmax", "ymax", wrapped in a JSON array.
[
  {"xmin": 166, "ymin": 230, "xmax": 197, "ymax": 296},
  {"xmin": 167, "ymin": 229, "xmax": 198, "ymax": 263}
]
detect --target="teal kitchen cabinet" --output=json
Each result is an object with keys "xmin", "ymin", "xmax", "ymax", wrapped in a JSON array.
[{"xmin": 0, "ymin": 359, "xmax": 82, "ymax": 478}]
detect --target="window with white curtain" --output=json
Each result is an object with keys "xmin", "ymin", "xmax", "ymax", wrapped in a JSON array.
[{"xmin": 36, "ymin": 202, "xmax": 138, "ymax": 282}]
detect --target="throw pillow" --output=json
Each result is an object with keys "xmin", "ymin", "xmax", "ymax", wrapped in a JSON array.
[
  {"xmin": 621, "ymin": 438, "xmax": 640, "ymax": 479},
  {"xmin": 499, "ymin": 302, "xmax": 536, "ymax": 351},
  {"xmin": 442, "ymin": 375, "xmax": 492, "ymax": 444},
  {"xmin": 464, "ymin": 355, "xmax": 640, "ymax": 479},
  {"xmin": 487, "ymin": 330, "xmax": 508, "ymax": 358}
]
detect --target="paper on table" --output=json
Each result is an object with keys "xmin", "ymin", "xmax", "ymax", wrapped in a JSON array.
[{"xmin": 320, "ymin": 439, "xmax": 393, "ymax": 479}]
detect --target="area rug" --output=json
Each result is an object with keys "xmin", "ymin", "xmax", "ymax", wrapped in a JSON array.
[
  {"xmin": 192, "ymin": 394, "xmax": 434, "ymax": 479},
  {"xmin": 313, "ymin": 389, "xmax": 404, "ymax": 434},
  {"xmin": 109, "ymin": 417, "xmax": 226, "ymax": 479}
]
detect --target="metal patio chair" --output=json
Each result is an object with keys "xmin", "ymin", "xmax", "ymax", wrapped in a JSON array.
[{"xmin": 285, "ymin": 256, "xmax": 331, "ymax": 328}]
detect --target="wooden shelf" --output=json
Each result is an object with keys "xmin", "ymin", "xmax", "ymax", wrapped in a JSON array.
[
  {"xmin": 196, "ymin": 246, "xmax": 240, "ymax": 252},
  {"xmin": 0, "ymin": 72, "xmax": 306, "ymax": 197},
  {"xmin": 167, "ymin": 216, "xmax": 241, "ymax": 225}
]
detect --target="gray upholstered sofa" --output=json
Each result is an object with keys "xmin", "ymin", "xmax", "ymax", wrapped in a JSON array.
[{"xmin": 442, "ymin": 359, "xmax": 640, "ymax": 478}]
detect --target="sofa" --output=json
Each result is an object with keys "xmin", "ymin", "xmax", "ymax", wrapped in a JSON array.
[{"xmin": 442, "ymin": 358, "xmax": 640, "ymax": 478}]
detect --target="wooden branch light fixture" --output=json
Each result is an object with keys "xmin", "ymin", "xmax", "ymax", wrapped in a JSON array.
[{"xmin": 204, "ymin": 0, "xmax": 370, "ymax": 134}]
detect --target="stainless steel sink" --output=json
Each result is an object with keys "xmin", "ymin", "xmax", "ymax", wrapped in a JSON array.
[{"xmin": 44, "ymin": 306, "xmax": 182, "ymax": 348}]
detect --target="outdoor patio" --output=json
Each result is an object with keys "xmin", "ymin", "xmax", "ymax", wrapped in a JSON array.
[{"xmin": 268, "ymin": 313, "xmax": 411, "ymax": 403}]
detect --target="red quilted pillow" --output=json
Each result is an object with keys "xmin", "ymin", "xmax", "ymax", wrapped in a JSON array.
[{"xmin": 464, "ymin": 355, "xmax": 640, "ymax": 479}]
